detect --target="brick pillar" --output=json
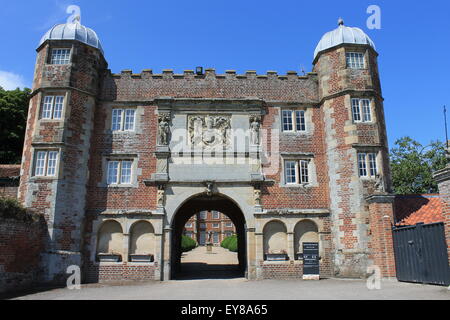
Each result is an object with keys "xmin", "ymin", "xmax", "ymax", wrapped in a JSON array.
[
  {"xmin": 433, "ymin": 167, "xmax": 450, "ymax": 264},
  {"xmin": 366, "ymin": 194, "xmax": 396, "ymax": 278}
]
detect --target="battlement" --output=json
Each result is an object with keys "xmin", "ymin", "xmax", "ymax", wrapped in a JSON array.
[{"xmin": 109, "ymin": 68, "xmax": 317, "ymax": 80}]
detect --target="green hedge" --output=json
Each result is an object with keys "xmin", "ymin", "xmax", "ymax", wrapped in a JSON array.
[
  {"xmin": 0, "ymin": 196, "xmax": 37, "ymax": 223},
  {"xmin": 221, "ymin": 235, "xmax": 238, "ymax": 252},
  {"xmin": 181, "ymin": 235, "xmax": 197, "ymax": 252}
]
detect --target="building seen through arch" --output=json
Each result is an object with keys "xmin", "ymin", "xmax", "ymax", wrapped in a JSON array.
[{"xmin": 183, "ymin": 211, "xmax": 236, "ymax": 246}]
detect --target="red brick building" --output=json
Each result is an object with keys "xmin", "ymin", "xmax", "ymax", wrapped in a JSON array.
[
  {"xmin": 17, "ymin": 17, "xmax": 397, "ymax": 282},
  {"xmin": 184, "ymin": 211, "xmax": 236, "ymax": 245}
]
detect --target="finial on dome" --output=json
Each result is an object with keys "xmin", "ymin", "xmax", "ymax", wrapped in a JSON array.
[
  {"xmin": 72, "ymin": 14, "xmax": 81, "ymax": 24},
  {"xmin": 338, "ymin": 18, "xmax": 344, "ymax": 26}
]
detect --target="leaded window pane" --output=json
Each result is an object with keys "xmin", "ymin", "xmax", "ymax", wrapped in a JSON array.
[
  {"xmin": 107, "ymin": 161, "xmax": 119, "ymax": 184},
  {"xmin": 282, "ymin": 110, "xmax": 293, "ymax": 131},
  {"xmin": 46, "ymin": 151, "xmax": 58, "ymax": 176},
  {"xmin": 112, "ymin": 109, "xmax": 123, "ymax": 131},
  {"xmin": 42, "ymin": 96, "xmax": 54, "ymax": 119},
  {"xmin": 352, "ymin": 99, "xmax": 362, "ymax": 122},
  {"xmin": 120, "ymin": 161, "xmax": 132, "ymax": 184},
  {"xmin": 296, "ymin": 110, "xmax": 306, "ymax": 131},
  {"xmin": 285, "ymin": 161, "xmax": 297, "ymax": 184},
  {"xmin": 358, "ymin": 153, "xmax": 368, "ymax": 177},
  {"xmin": 35, "ymin": 151, "xmax": 47, "ymax": 176}
]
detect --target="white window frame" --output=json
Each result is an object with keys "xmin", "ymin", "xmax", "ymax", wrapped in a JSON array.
[
  {"xmin": 50, "ymin": 48, "xmax": 71, "ymax": 65},
  {"xmin": 33, "ymin": 150, "xmax": 59, "ymax": 177},
  {"xmin": 346, "ymin": 52, "xmax": 365, "ymax": 69},
  {"xmin": 282, "ymin": 110, "xmax": 307, "ymax": 132},
  {"xmin": 111, "ymin": 108, "xmax": 136, "ymax": 132},
  {"xmin": 185, "ymin": 223, "xmax": 193, "ymax": 228},
  {"xmin": 106, "ymin": 159, "xmax": 134, "ymax": 185},
  {"xmin": 41, "ymin": 95, "xmax": 65, "ymax": 120},
  {"xmin": 212, "ymin": 211, "xmax": 220, "ymax": 219},
  {"xmin": 351, "ymin": 98, "xmax": 372, "ymax": 123},
  {"xmin": 225, "ymin": 222, "xmax": 233, "ymax": 228},
  {"xmin": 212, "ymin": 223, "xmax": 220, "ymax": 229},
  {"xmin": 199, "ymin": 211, "xmax": 207, "ymax": 220},
  {"xmin": 358, "ymin": 152, "xmax": 378, "ymax": 178},
  {"xmin": 284, "ymin": 159, "xmax": 310, "ymax": 185}
]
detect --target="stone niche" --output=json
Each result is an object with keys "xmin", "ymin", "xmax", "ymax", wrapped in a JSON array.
[
  {"xmin": 97, "ymin": 220, "xmax": 124, "ymax": 262},
  {"xmin": 129, "ymin": 221, "xmax": 155, "ymax": 260},
  {"xmin": 263, "ymin": 220, "xmax": 288, "ymax": 260},
  {"xmin": 294, "ymin": 220, "xmax": 319, "ymax": 254}
]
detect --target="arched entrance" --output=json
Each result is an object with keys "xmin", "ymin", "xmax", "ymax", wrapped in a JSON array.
[{"xmin": 170, "ymin": 193, "xmax": 247, "ymax": 279}]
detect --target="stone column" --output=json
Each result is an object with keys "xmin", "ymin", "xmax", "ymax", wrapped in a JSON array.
[
  {"xmin": 433, "ymin": 167, "xmax": 450, "ymax": 264},
  {"xmin": 255, "ymin": 232, "xmax": 264, "ymax": 279},
  {"xmin": 162, "ymin": 226, "xmax": 172, "ymax": 281},
  {"xmin": 154, "ymin": 232, "xmax": 163, "ymax": 280},
  {"xmin": 246, "ymin": 227, "xmax": 257, "ymax": 280},
  {"xmin": 366, "ymin": 194, "xmax": 396, "ymax": 278},
  {"xmin": 287, "ymin": 232, "xmax": 295, "ymax": 261}
]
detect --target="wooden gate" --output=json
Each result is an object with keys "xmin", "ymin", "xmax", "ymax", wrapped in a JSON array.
[{"xmin": 393, "ymin": 222, "xmax": 450, "ymax": 286}]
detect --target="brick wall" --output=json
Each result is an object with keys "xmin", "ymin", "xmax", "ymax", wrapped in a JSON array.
[
  {"xmin": 367, "ymin": 196, "xmax": 396, "ymax": 278},
  {"xmin": 86, "ymin": 262, "xmax": 157, "ymax": 282},
  {"xmin": 0, "ymin": 219, "xmax": 44, "ymax": 294}
]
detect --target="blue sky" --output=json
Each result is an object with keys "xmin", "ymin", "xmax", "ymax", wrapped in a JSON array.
[{"xmin": 0, "ymin": 0, "xmax": 449, "ymax": 147}]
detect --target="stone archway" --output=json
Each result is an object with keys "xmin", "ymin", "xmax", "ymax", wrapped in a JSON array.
[{"xmin": 170, "ymin": 193, "xmax": 247, "ymax": 279}]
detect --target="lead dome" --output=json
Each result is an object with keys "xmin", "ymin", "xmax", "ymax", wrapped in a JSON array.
[
  {"xmin": 39, "ymin": 18, "xmax": 103, "ymax": 54},
  {"xmin": 314, "ymin": 19, "xmax": 375, "ymax": 60}
]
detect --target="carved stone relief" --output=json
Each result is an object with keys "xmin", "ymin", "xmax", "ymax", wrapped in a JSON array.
[{"xmin": 188, "ymin": 115, "xmax": 231, "ymax": 148}]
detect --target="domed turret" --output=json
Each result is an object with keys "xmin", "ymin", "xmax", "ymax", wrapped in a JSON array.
[
  {"xmin": 313, "ymin": 19, "xmax": 375, "ymax": 60},
  {"xmin": 39, "ymin": 18, "xmax": 103, "ymax": 54}
]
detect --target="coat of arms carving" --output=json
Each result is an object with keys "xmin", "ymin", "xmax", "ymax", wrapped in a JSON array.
[{"xmin": 188, "ymin": 115, "xmax": 231, "ymax": 148}]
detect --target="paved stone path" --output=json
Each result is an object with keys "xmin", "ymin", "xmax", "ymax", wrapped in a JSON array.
[
  {"xmin": 7, "ymin": 247, "xmax": 450, "ymax": 300},
  {"xmin": 181, "ymin": 246, "xmax": 238, "ymax": 265},
  {"xmin": 177, "ymin": 246, "xmax": 241, "ymax": 280},
  {"xmin": 11, "ymin": 278, "xmax": 449, "ymax": 300}
]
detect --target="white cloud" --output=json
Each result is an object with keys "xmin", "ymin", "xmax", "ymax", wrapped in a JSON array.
[{"xmin": 0, "ymin": 71, "xmax": 29, "ymax": 90}]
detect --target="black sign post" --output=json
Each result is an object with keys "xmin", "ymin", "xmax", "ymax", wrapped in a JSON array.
[{"xmin": 302, "ymin": 242, "xmax": 319, "ymax": 276}]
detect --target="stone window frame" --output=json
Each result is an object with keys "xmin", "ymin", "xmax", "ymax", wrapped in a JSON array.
[
  {"xmin": 111, "ymin": 108, "xmax": 137, "ymax": 132},
  {"xmin": 346, "ymin": 52, "xmax": 366, "ymax": 69},
  {"xmin": 104, "ymin": 104, "xmax": 143, "ymax": 135},
  {"xmin": 99, "ymin": 154, "xmax": 139, "ymax": 188},
  {"xmin": 39, "ymin": 91, "xmax": 69, "ymax": 121},
  {"xmin": 31, "ymin": 148, "xmax": 61, "ymax": 179},
  {"xmin": 351, "ymin": 98, "xmax": 373, "ymax": 124},
  {"xmin": 356, "ymin": 149, "xmax": 380, "ymax": 180},
  {"xmin": 48, "ymin": 47, "xmax": 72, "ymax": 65},
  {"xmin": 280, "ymin": 153, "xmax": 317, "ymax": 188},
  {"xmin": 281, "ymin": 109, "xmax": 308, "ymax": 133}
]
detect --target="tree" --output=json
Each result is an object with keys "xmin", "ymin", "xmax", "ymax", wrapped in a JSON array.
[
  {"xmin": 0, "ymin": 86, "xmax": 31, "ymax": 164},
  {"xmin": 390, "ymin": 136, "xmax": 447, "ymax": 194}
]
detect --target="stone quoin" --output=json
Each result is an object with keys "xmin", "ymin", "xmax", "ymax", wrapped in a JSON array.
[{"xmin": 17, "ymin": 16, "xmax": 396, "ymax": 283}]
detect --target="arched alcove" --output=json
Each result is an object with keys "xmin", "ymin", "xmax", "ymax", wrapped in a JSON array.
[
  {"xmin": 129, "ymin": 221, "xmax": 155, "ymax": 255},
  {"xmin": 263, "ymin": 220, "xmax": 288, "ymax": 255},
  {"xmin": 294, "ymin": 220, "xmax": 319, "ymax": 254},
  {"xmin": 97, "ymin": 220, "xmax": 124, "ymax": 257}
]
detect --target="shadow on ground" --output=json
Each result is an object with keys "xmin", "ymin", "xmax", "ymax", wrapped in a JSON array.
[{"xmin": 175, "ymin": 262, "xmax": 244, "ymax": 280}]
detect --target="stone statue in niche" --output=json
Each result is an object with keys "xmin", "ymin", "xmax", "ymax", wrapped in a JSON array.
[
  {"xmin": 249, "ymin": 115, "xmax": 261, "ymax": 145},
  {"xmin": 254, "ymin": 188, "xmax": 262, "ymax": 206},
  {"xmin": 158, "ymin": 113, "xmax": 171, "ymax": 146},
  {"xmin": 188, "ymin": 115, "xmax": 231, "ymax": 148},
  {"xmin": 374, "ymin": 174, "xmax": 385, "ymax": 193},
  {"xmin": 157, "ymin": 185, "xmax": 165, "ymax": 207}
]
